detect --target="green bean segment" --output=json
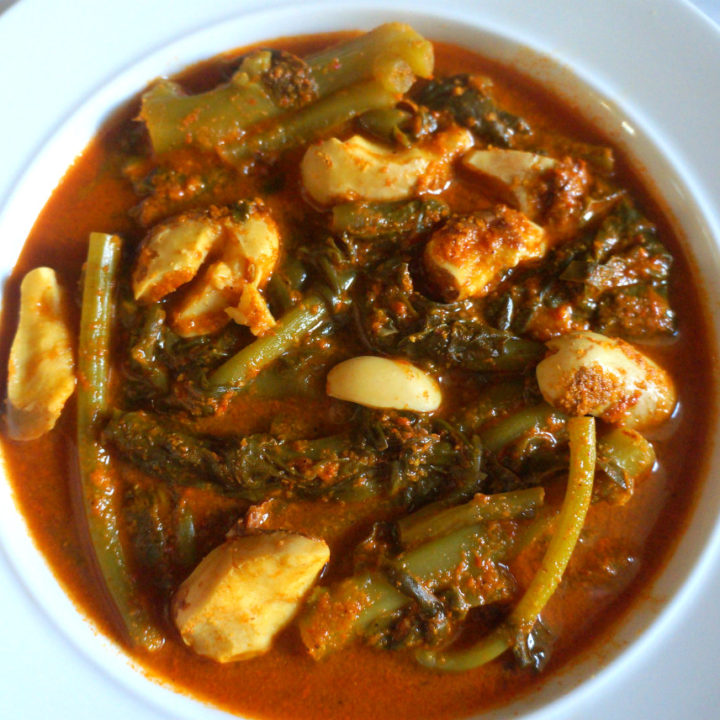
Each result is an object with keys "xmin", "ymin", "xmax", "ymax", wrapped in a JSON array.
[{"xmin": 78, "ymin": 233, "xmax": 163, "ymax": 650}]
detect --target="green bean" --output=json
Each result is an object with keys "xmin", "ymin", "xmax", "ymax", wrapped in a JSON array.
[
  {"xmin": 597, "ymin": 427, "xmax": 655, "ymax": 486},
  {"xmin": 511, "ymin": 417, "xmax": 595, "ymax": 627},
  {"xmin": 306, "ymin": 23, "xmax": 434, "ymax": 97},
  {"xmin": 78, "ymin": 233, "xmax": 163, "ymax": 650},
  {"xmin": 398, "ymin": 487, "xmax": 545, "ymax": 549},
  {"xmin": 208, "ymin": 292, "xmax": 329, "ymax": 389},
  {"xmin": 418, "ymin": 416, "xmax": 595, "ymax": 671},
  {"xmin": 220, "ymin": 79, "xmax": 401, "ymax": 164},
  {"xmin": 480, "ymin": 403, "xmax": 568, "ymax": 454},
  {"xmin": 331, "ymin": 198, "xmax": 450, "ymax": 239}
]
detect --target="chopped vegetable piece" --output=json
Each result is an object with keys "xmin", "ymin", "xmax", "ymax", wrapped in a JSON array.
[
  {"xmin": 141, "ymin": 23, "xmax": 433, "ymax": 155},
  {"xmin": 330, "ymin": 198, "xmax": 450, "ymax": 238},
  {"xmin": 78, "ymin": 232, "xmax": 163, "ymax": 650},
  {"xmin": 208, "ymin": 291, "xmax": 329, "ymax": 389},
  {"xmin": 596, "ymin": 427, "xmax": 655, "ymax": 503},
  {"xmin": 299, "ymin": 522, "xmax": 513, "ymax": 659},
  {"xmin": 173, "ymin": 531, "xmax": 329, "ymax": 662},
  {"xmin": 306, "ymin": 23, "xmax": 434, "ymax": 97},
  {"xmin": 221, "ymin": 79, "xmax": 406, "ymax": 164},
  {"xmin": 301, "ymin": 127, "xmax": 473, "ymax": 206},
  {"xmin": 397, "ymin": 487, "xmax": 545, "ymax": 548},
  {"xmin": 7, "ymin": 267, "xmax": 75, "ymax": 440}
]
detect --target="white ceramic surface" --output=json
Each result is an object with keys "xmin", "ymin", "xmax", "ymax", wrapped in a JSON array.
[{"xmin": 1, "ymin": 1, "xmax": 720, "ymax": 719}]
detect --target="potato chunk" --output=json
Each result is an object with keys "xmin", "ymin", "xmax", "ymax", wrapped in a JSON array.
[
  {"xmin": 171, "ymin": 204, "xmax": 279, "ymax": 337},
  {"xmin": 173, "ymin": 531, "xmax": 329, "ymax": 663},
  {"xmin": 132, "ymin": 212, "xmax": 221, "ymax": 303},
  {"xmin": 326, "ymin": 356, "xmax": 442, "ymax": 412},
  {"xmin": 536, "ymin": 330, "xmax": 676, "ymax": 429},
  {"xmin": 301, "ymin": 126, "xmax": 473, "ymax": 206},
  {"xmin": 7, "ymin": 268, "xmax": 75, "ymax": 440},
  {"xmin": 423, "ymin": 205, "xmax": 547, "ymax": 301}
]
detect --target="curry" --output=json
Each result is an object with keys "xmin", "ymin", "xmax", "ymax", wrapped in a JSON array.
[{"xmin": 0, "ymin": 25, "xmax": 713, "ymax": 719}]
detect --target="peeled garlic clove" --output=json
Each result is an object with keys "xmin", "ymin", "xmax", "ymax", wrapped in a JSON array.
[
  {"xmin": 326, "ymin": 356, "xmax": 441, "ymax": 412},
  {"xmin": 536, "ymin": 330, "xmax": 676, "ymax": 429}
]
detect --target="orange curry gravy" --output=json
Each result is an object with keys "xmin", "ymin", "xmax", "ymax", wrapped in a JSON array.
[{"xmin": 0, "ymin": 33, "xmax": 715, "ymax": 720}]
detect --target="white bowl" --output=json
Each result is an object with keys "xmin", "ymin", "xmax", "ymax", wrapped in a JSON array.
[{"xmin": 1, "ymin": 1, "xmax": 719, "ymax": 718}]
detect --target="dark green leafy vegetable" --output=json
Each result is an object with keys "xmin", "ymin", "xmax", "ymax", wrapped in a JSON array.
[
  {"xmin": 356, "ymin": 259, "xmax": 544, "ymax": 372},
  {"xmin": 104, "ymin": 409, "xmax": 486, "ymax": 506},
  {"xmin": 356, "ymin": 103, "xmax": 438, "ymax": 147},
  {"xmin": 487, "ymin": 199, "xmax": 676, "ymax": 340},
  {"xmin": 299, "ymin": 519, "xmax": 518, "ymax": 659},
  {"xmin": 413, "ymin": 74, "xmax": 529, "ymax": 147}
]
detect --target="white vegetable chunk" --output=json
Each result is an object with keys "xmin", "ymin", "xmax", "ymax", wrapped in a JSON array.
[
  {"xmin": 301, "ymin": 126, "xmax": 473, "ymax": 206},
  {"xmin": 132, "ymin": 213, "xmax": 221, "ymax": 304},
  {"xmin": 462, "ymin": 148, "xmax": 557, "ymax": 217},
  {"xmin": 225, "ymin": 284, "xmax": 277, "ymax": 337},
  {"xmin": 423, "ymin": 205, "xmax": 547, "ymax": 301},
  {"xmin": 536, "ymin": 330, "xmax": 676, "ymax": 429},
  {"xmin": 173, "ymin": 531, "xmax": 329, "ymax": 663},
  {"xmin": 326, "ymin": 356, "xmax": 442, "ymax": 412},
  {"xmin": 7, "ymin": 267, "xmax": 76, "ymax": 440},
  {"xmin": 171, "ymin": 206, "xmax": 279, "ymax": 337}
]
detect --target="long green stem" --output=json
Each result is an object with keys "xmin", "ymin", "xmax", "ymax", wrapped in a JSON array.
[
  {"xmin": 397, "ymin": 487, "xmax": 545, "ymax": 549},
  {"xmin": 208, "ymin": 292, "xmax": 329, "ymax": 389},
  {"xmin": 306, "ymin": 23, "xmax": 433, "ymax": 97},
  {"xmin": 77, "ymin": 232, "xmax": 163, "ymax": 650},
  {"xmin": 418, "ymin": 416, "xmax": 595, "ymax": 671},
  {"xmin": 141, "ymin": 23, "xmax": 433, "ymax": 155},
  {"xmin": 220, "ymin": 79, "xmax": 401, "ymax": 164}
]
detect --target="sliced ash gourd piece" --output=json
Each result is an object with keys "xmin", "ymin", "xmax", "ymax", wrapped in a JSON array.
[
  {"xmin": 423, "ymin": 205, "xmax": 547, "ymax": 301},
  {"xmin": 173, "ymin": 531, "xmax": 329, "ymax": 662},
  {"xmin": 7, "ymin": 267, "xmax": 76, "ymax": 440},
  {"xmin": 301, "ymin": 126, "xmax": 473, "ymax": 206}
]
